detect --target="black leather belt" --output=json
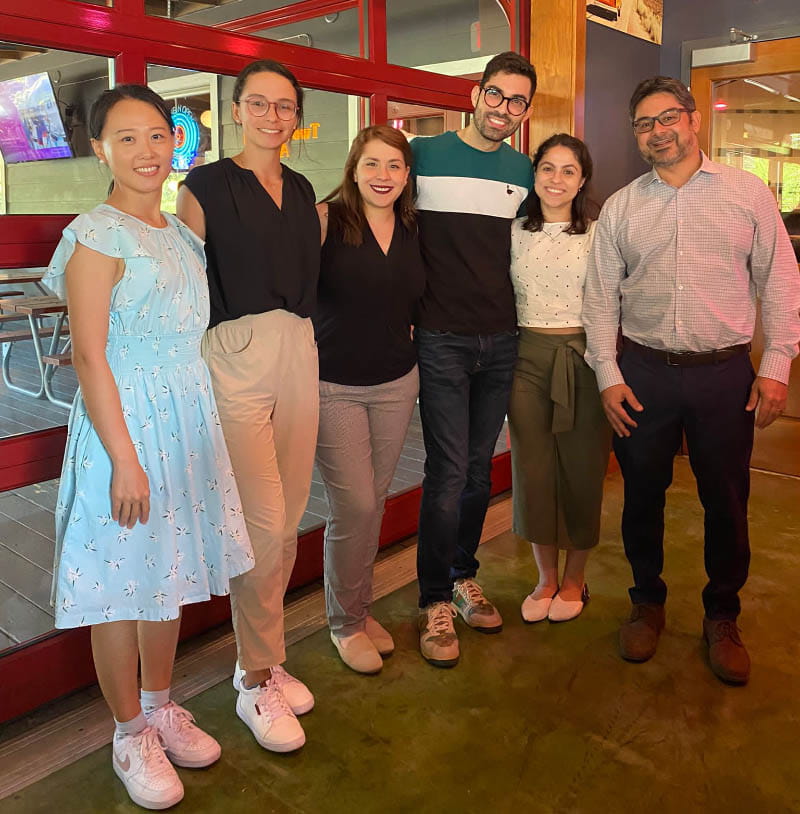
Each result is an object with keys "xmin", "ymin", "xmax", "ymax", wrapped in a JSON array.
[{"xmin": 623, "ymin": 338, "xmax": 751, "ymax": 367}]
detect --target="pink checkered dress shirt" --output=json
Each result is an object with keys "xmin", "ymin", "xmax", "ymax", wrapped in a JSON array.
[{"xmin": 582, "ymin": 153, "xmax": 800, "ymax": 391}]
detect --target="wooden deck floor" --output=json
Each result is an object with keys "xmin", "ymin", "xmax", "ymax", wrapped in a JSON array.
[
  {"xmin": 0, "ymin": 359, "xmax": 509, "ymax": 649},
  {"xmin": 0, "ymin": 338, "xmax": 76, "ymax": 437}
]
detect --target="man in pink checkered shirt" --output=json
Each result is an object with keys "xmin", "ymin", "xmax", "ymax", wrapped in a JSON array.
[{"xmin": 582, "ymin": 76, "xmax": 800, "ymax": 686}]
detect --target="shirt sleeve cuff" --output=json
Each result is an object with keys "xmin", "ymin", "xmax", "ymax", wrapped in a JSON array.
[
  {"xmin": 595, "ymin": 361, "xmax": 626, "ymax": 392},
  {"xmin": 757, "ymin": 352, "xmax": 792, "ymax": 386}
]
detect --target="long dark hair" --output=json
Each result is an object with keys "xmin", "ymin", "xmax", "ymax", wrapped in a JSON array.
[
  {"xmin": 322, "ymin": 125, "xmax": 415, "ymax": 247},
  {"xmin": 89, "ymin": 84, "xmax": 174, "ymax": 140},
  {"xmin": 523, "ymin": 133, "xmax": 598, "ymax": 235}
]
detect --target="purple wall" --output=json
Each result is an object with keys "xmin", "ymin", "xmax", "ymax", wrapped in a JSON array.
[
  {"xmin": 583, "ymin": 21, "xmax": 660, "ymax": 203},
  {"xmin": 581, "ymin": 0, "xmax": 798, "ymax": 203}
]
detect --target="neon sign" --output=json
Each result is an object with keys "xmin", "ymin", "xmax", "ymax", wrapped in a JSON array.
[{"xmin": 171, "ymin": 105, "xmax": 200, "ymax": 171}]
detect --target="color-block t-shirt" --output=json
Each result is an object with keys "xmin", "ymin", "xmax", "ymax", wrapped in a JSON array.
[{"xmin": 411, "ymin": 130, "xmax": 533, "ymax": 334}]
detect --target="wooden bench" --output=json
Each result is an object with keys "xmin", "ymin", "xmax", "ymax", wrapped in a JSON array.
[
  {"xmin": 0, "ymin": 313, "xmax": 26, "ymax": 324},
  {"xmin": 41, "ymin": 352, "xmax": 73, "ymax": 366},
  {"xmin": 0, "ymin": 326, "xmax": 69, "ymax": 344}
]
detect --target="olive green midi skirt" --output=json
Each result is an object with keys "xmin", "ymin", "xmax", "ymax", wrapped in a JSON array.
[{"xmin": 508, "ymin": 329, "xmax": 612, "ymax": 550}]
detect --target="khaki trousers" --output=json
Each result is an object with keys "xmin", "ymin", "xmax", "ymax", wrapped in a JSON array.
[{"xmin": 202, "ymin": 309, "xmax": 319, "ymax": 670}]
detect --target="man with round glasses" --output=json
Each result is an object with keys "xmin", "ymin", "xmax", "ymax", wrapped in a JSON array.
[
  {"xmin": 582, "ymin": 76, "xmax": 800, "ymax": 685},
  {"xmin": 410, "ymin": 51, "xmax": 536, "ymax": 667}
]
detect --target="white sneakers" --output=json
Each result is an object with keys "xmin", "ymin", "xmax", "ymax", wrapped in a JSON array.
[
  {"xmin": 269, "ymin": 664, "xmax": 315, "ymax": 715},
  {"xmin": 233, "ymin": 663, "xmax": 312, "ymax": 752},
  {"xmin": 112, "ymin": 726, "xmax": 184, "ymax": 810},
  {"xmin": 235, "ymin": 675, "xmax": 306, "ymax": 753},
  {"xmin": 146, "ymin": 701, "xmax": 222, "ymax": 768},
  {"xmin": 112, "ymin": 666, "xmax": 313, "ymax": 808},
  {"xmin": 113, "ymin": 703, "xmax": 222, "ymax": 809}
]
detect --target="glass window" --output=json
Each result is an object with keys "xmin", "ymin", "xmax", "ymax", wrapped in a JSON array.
[
  {"xmin": 388, "ymin": 100, "xmax": 466, "ymax": 137},
  {"xmin": 249, "ymin": 8, "xmax": 360, "ymax": 57},
  {"xmin": 0, "ymin": 266, "xmax": 75, "ymax": 440},
  {"xmin": 0, "ymin": 46, "xmax": 110, "ymax": 215},
  {"xmin": 148, "ymin": 65, "xmax": 367, "ymax": 204},
  {"xmin": 146, "ymin": 0, "xmax": 243, "ymax": 18},
  {"xmin": 387, "ymin": 0, "xmax": 509, "ymax": 74},
  {"xmin": 284, "ymin": 88, "xmax": 367, "ymax": 199},
  {"xmin": 146, "ymin": 0, "xmax": 361, "ymax": 55},
  {"xmin": 711, "ymin": 73, "xmax": 800, "ymax": 216},
  {"xmin": 147, "ymin": 66, "xmax": 219, "ymax": 213}
]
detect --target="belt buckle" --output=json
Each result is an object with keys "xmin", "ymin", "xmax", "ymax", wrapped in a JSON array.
[{"xmin": 665, "ymin": 350, "xmax": 684, "ymax": 366}]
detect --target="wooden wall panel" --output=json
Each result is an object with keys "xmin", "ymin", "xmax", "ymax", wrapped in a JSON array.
[{"xmin": 529, "ymin": 0, "xmax": 585, "ymax": 151}]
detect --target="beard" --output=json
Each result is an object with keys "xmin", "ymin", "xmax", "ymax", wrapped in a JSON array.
[
  {"xmin": 473, "ymin": 107, "xmax": 518, "ymax": 143},
  {"xmin": 640, "ymin": 131, "xmax": 696, "ymax": 168}
]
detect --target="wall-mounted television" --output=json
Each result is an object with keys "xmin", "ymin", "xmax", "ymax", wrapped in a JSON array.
[{"xmin": 0, "ymin": 72, "xmax": 73, "ymax": 164}]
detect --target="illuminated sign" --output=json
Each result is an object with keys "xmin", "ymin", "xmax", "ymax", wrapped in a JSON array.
[
  {"xmin": 280, "ymin": 121, "xmax": 321, "ymax": 158},
  {"xmin": 171, "ymin": 105, "xmax": 200, "ymax": 172}
]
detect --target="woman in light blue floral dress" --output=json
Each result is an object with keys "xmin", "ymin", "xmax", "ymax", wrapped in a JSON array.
[{"xmin": 44, "ymin": 85, "xmax": 253, "ymax": 811}]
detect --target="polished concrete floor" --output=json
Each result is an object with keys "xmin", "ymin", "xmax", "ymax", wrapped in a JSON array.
[{"xmin": 2, "ymin": 458, "xmax": 799, "ymax": 813}]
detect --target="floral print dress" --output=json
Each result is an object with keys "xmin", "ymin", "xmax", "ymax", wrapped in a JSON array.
[{"xmin": 45, "ymin": 204, "xmax": 254, "ymax": 628}]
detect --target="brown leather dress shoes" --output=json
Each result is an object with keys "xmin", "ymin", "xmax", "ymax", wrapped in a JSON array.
[
  {"xmin": 619, "ymin": 602, "xmax": 666, "ymax": 662},
  {"xmin": 703, "ymin": 617, "xmax": 751, "ymax": 685}
]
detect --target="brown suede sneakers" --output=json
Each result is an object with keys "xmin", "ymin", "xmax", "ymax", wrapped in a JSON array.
[
  {"xmin": 703, "ymin": 617, "xmax": 751, "ymax": 685},
  {"xmin": 619, "ymin": 602, "xmax": 666, "ymax": 662}
]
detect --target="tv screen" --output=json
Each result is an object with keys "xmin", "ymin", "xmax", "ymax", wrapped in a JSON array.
[{"xmin": 0, "ymin": 72, "xmax": 73, "ymax": 164}]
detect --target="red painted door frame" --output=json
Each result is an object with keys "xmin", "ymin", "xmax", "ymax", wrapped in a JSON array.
[{"xmin": 0, "ymin": 0, "xmax": 524, "ymax": 723}]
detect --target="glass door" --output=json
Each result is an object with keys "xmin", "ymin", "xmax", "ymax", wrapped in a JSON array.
[{"xmin": 692, "ymin": 37, "xmax": 800, "ymax": 477}]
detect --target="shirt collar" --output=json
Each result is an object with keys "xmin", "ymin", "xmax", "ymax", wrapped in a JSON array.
[{"xmin": 641, "ymin": 151, "xmax": 720, "ymax": 187}]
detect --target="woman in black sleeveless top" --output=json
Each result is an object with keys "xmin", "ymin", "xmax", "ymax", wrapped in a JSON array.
[
  {"xmin": 314, "ymin": 125, "xmax": 424, "ymax": 674},
  {"xmin": 177, "ymin": 60, "xmax": 318, "ymax": 753}
]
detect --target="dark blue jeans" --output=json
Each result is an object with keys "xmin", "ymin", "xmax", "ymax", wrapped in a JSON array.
[
  {"xmin": 614, "ymin": 348, "xmax": 755, "ymax": 620},
  {"xmin": 415, "ymin": 328, "xmax": 518, "ymax": 607}
]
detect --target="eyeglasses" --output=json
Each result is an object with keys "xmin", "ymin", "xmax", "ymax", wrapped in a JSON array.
[
  {"xmin": 238, "ymin": 96, "xmax": 298, "ymax": 121},
  {"xmin": 632, "ymin": 107, "xmax": 691, "ymax": 134},
  {"xmin": 481, "ymin": 86, "xmax": 530, "ymax": 117}
]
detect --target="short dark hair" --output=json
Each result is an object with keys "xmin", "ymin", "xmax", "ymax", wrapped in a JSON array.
[
  {"xmin": 629, "ymin": 76, "xmax": 696, "ymax": 121},
  {"xmin": 523, "ymin": 133, "xmax": 598, "ymax": 235},
  {"xmin": 89, "ymin": 84, "xmax": 174, "ymax": 140},
  {"xmin": 480, "ymin": 51, "xmax": 537, "ymax": 100},
  {"xmin": 232, "ymin": 59, "xmax": 304, "ymax": 116}
]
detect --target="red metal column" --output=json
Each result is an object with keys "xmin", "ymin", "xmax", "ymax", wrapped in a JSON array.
[
  {"xmin": 370, "ymin": 92, "xmax": 388, "ymax": 125},
  {"xmin": 367, "ymin": 0, "xmax": 386, "ymax": 63},
  {"xmin": 114, "ymin": 50, "xmax": 146, "ymax": 85}
]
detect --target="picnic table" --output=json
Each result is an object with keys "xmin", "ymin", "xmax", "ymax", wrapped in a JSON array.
[
  {"xmin": 0, "ymin": 294, "xmax": 72, "ymax": 409},
  {"xmin": 0, "ymin": 270, "xmax": 50, "ymax": 297}
]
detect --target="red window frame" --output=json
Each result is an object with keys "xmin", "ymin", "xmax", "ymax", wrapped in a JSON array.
[{"xmin": 0, "ymin": 0, "xmax": 524, "ymax": 722}]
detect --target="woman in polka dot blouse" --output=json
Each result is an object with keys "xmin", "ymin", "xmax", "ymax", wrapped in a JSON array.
[{"xmin": 508, "ymin": 133, "xmax": 612, "ymax": 624}]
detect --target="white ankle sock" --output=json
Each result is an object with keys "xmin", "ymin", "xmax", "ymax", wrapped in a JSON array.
[
  {"xmin": 140, "ymin": 687, "xmax": 170, "ymax": 715},
  {"xmin": 114, "ymin": 709, "xmax": 147, "ymax": 739}
]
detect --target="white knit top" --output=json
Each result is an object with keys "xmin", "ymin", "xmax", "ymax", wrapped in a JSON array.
[{"xmin": 510, "ymin": 218, "xmax": 596, "ymax": 328}]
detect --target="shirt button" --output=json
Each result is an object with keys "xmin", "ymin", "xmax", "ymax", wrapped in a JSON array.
[
  {"xmin": 678, "ymin": 284, "xmax": 684, "ymax": 290},
  {"xmin": 677, "ymin": 320, "xmax": 683, "ymax": 326}
]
